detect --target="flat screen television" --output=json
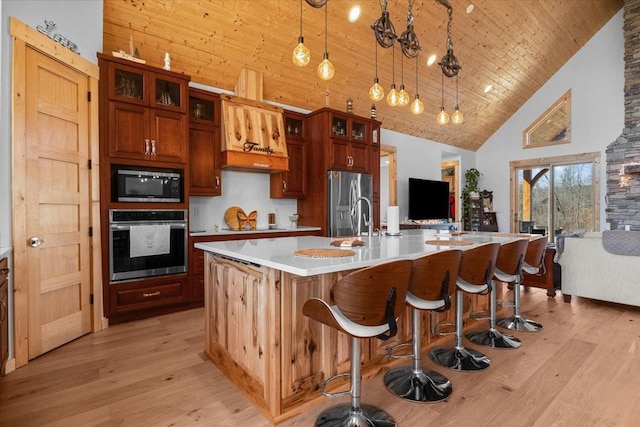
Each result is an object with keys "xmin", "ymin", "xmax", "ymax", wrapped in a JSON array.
[{"xmin": 408, "ymin": 178, "xmax": 450, "ymax": 221}]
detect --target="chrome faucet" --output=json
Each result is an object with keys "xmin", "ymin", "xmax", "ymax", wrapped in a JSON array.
[{"xmin": 351, "ymin": 196, "xmax": 373, "ymax": 237}]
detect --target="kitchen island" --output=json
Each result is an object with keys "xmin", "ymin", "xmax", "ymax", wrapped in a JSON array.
[{"xmin": 195, "ymin": 230, "xmax": 513, "ymax": 423}]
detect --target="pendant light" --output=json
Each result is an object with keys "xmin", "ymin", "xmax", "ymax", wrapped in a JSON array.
[
  {"xmin": 410, "ymin": 53, "xmax": 424, "ymax": 114},
  {"xmin": 292, "ymin": 0, "xmax": 310, "ymax": 67},
  {"xmin": 398, "ymin": 53, "xmax": 410, "ymax": 107},
  {"xmin": 317, "ymin": 4, "xmax": 335, "ymax": 80},
  {"xmin": 437, "ymin": 73, "xmax": 450, "ymax": 125},
  {"xmin": 387, "ymin": 44, "xmax": 400, "ymax": 107},
  {"xmin": 369, "ymin": 40, "xmax": 385, "ymax": 101},
  {"xmin": 451, "ymin": 75, "xmax": 464, "ymax": 124}
]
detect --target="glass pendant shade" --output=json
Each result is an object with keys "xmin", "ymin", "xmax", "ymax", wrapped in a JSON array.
[
  {"xmin": 369, "ymin": 78, "xmax": 385, "ymax": 101},
  {"xmin": 452, "ymin": 107, "xmax": 464, "ymax": 124},
  {"xmin": 387, "ymin": 84, "xmax": 400, "ymax": 106},
  {"xmin": 437, "ymin": 107, "xmax": 450, "ymax": 125},
  {"xmin": 410, "ymin": 95, "xmax": 424, "ymax": 114},
  {"xmin": 293, "ymin": 37, "xmax": 310, "ymax": 67},
  {"xmin": 318, "ymin": 53, "xmax": 335, "ymax": 80},
  {"xmin": 398, "ymin": 85, "xmax": 410, "ymax": 107}
]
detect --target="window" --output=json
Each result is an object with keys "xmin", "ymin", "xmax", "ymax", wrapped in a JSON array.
[
  {"xmin": 510, "ymin": 153, "xmax": 600, "ymax": 240},
  {"xmin": 523, "ymin": 90, "xmax": 571, "ymax": 149}
]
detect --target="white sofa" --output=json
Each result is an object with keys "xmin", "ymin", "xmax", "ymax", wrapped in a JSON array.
[{"xmin": 559, "ymin": 231, "xmax": 640, "ymax": 306}]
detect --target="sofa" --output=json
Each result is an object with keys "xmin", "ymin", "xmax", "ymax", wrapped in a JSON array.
[{"xmin": 558, "ymin": 231, "xmax": 640, "ymax": 306}]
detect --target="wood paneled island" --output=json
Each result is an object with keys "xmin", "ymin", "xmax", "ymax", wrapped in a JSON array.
[{"xmin": 195, "ymin": 231, "xmax": 512, "ymax": 423}]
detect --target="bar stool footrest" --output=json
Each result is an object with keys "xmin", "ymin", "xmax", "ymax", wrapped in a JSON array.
[
  {"xmin": 428, "ymin": 346, "xmax": 491, "ymax": 372},
  {"xmin": 432, "ymin": 322, "xmax": 456, "ymax": 336},
  {"xmin": 320, "ymin": 372, "xmax": 352, "ymax": 398},
  {"xmin": 314, "ymin": 403, "xmax": 397, "ymax": 427},
  {"xmin": 383, "ymin": 365, "xmax": 452, "ymax": 403},
  {"xmin": 387, "ymin": 342, "xmax": 414, "ymax": 360},
  {"xmin": 469, "ymin": 309, "xmax": 490, "ymax": 321}
]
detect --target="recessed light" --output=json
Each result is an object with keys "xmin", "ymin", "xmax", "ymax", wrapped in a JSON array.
[
  {"xmin": 483, "ymin": 84, "xmax": 494, "ymax": 94},
  {"xmin": 466, "ymin": 4, "xmax": 474, "ymax": 14},
  {"xmin": 426, "ymin": 54, "xmax": 437, "ymax": 66},
  {"xmin": 348, "ymin": 5, "xmax": 361, "ymax": 23}
]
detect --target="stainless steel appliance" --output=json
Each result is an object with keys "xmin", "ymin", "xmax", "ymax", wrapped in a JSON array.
[
  {"xmin": 113, "ymin": 166, "xmax": 183, "ymax": 203},
  {"xmin": 327, "ymin": 170, "xmax": 372, "ymax": 237},
  {"xmin": 109, "ymin": 209, "xmax": 187, "ymax": 283}
]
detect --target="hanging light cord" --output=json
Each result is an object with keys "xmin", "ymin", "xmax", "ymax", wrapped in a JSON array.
[
  {"xmin": 324, "ymin": 5, "xmax": 328, "ymax": 53},
  {"xmin": 456, "ymin": 74, "xmax": 459, "ymax": 107},
  {"xmin": 415, "ymin": 53, "xmax": 419, "ymax": 94},
  {"xmin": 441, "ymin": 72, "xmax": 445, "ymax": 106},
  {"xmin": 299, "ymin": 0, "xmax": 303, "ymax": 37}
]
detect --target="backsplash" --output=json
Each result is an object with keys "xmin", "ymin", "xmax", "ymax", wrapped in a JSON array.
[
  {"xmin": 189, "ymin": 170, "xmax": 297, "ymax": 231},
  {"xmin": 606, "ymin": 0, "xmax": 640, "ymax": 231}
]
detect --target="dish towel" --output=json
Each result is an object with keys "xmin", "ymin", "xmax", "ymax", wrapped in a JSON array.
[{"xmin": 130, "ymin": 225, "xmax": 171, "ymax": 258}]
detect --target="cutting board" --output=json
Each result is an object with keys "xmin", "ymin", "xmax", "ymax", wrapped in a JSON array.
[{"xmin": 224, "ymin": 206, "xmax": 244, "ymax": 230}]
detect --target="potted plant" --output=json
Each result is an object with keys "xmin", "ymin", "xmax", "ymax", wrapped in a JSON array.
[{"xmin": 462, "ymin": 168, "xmax": 482, "ymax": 230}]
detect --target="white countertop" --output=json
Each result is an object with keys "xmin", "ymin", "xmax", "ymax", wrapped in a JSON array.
[
  {"xmin": 0, "ymin": 247, "xmax": 12, "ymax": 260},
  {"xmin": 190, "ymin": 226, "xmax": 321, "ymax": 237},
  {"xmin": 195, "ymin": 230, "xmax": 517, "ymax": 277}
]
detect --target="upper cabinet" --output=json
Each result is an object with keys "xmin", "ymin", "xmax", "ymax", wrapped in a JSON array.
[
  {"xmin": 189, "ymin": 88, "xmax": 222, "ymax": 196},
  {"xmin": 321, "ymin": 111, "xmax": 372, "ymax": 173},
  {"xmin": 99, "ymin": 54, "xmax": 190, "ymax": 164},
  {"xmin": 270, "ymin": 111, "xmax": 307, "ymax": 198}
]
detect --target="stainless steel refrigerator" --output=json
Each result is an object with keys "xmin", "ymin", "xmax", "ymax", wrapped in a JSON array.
[{"xmin": 327, "ymin": 170, "xmax": 373, "ymax": 237}]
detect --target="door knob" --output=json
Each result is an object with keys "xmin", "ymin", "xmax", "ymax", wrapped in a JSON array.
[{"xmin": 29, "ymin": 236, "xmax": 44, "ymax": 247}]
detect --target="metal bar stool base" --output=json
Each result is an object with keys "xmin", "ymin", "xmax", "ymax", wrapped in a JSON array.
[
  {"xmin": 428, "ymin": 347, "xmax": 491, "ymax": 372},
  {"xmin": 466, "ymin": 328, "xmax": 522, "ymax": 349},
  {"xmin": 497, "ymin": 316, "xmax": 543, "ymax": 332},
  {"xmin": 383, "ymin": 366, "xmax": 452, "ymax": 403},
  {"xmin": 314, "ymin": 404, "xmax": 396, "ymax": 427}
]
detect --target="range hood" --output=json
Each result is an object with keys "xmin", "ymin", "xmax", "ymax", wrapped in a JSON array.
[{"xmin": 219, "ymin": 69, "xmax": 288, "ymax": 173}]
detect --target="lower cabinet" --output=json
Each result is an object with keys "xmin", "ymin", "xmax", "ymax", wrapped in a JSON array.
[{"xmin": 1, "ymin": 259, "xmax": 8, "ymax": 377}]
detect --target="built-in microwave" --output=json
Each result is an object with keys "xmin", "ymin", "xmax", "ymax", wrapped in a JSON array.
[{"xmin": 112, "ymin": 165, "xmax": 183, "ymax": 203}]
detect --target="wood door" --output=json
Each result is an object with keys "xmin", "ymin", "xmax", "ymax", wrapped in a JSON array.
[
  {"xmin": 24, "ymin": 48, "xmax": 92, "ymax": 359},
  {"xmin": 108, "ymin": 102, "xmax": 149, "ymax": 160},
  {"xmin": 150, "ymin": 109, "xmax": 187, "ymax": 163},
  {"xmin": 282, "ymin": 140, "xmax": 306, "ymax": 198},
  {"xmin": 350, "ymin": 142, "xmax": 369, "ymax": 173},
  {"xmin": 329, "ymin": 139, "xmax": 350, "ymax": 170},
  {"xmin": 189, "ymin": 123, "xmax": 220, "ymax": 196}
]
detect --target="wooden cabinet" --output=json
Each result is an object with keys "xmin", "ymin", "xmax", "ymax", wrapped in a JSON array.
[
  {"xmin": 189, "ymin": 88, "xmax": 222, "ymax": 196},
  {"xmin": 299, "ymin": 108, "xmax": 380, "ymax": 235},
  {"xmin": 270, "ymin": 111, "xmax": 307, "ymax": 198},
  {"xmin": 1, "ymin": 258, "xmax": 9, "ymax": 377},
  {"xmin": 522, "ymin": 245, "xmax": 557, "ymax": 297},
  {"xmin": 99, "ymin": 54, "xmax": 189, "ymax": 164}
]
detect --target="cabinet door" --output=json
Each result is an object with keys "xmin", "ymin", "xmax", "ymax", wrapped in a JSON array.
[
  {"xmin": 152, "ymin": 74, "xmax": 187, "ymax": 113},
  {"xmin": 1, "ymin": 281, "xmax": 7, "ymax": 374},
  {"xmin": 108, "ymin": 102, "xmax": 150, "ymax": 160},
  {"xmin": 281, "ymin": 140, "xmax": 307, "ymax": 198},
  {"xmin": 150, "ymin": 109, "xmax": 188, "ymax": 163},
  {"xmin": 350, "ymin": 142, "xmax": 370, "ymax": 173},
  {"xmin": 329, "ymin": 139, "xmax": 350, "ymax": 170},
  {"xmin": 107, "ymin": 61, "xmax": 149, "ymax": 106},
  {"xmin": 190, "ymin": 123, "xmax": 221, "ymax": 196}
]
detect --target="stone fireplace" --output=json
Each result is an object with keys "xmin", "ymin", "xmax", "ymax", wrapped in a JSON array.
[{"xmin": 606, "ymin": 0, "xmax": 640, "ymax": 230}]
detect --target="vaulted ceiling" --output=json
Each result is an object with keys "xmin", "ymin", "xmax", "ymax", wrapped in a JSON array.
[{"xmin": 103, "ymin": 0, "xmax": 623, "ymax": 151}]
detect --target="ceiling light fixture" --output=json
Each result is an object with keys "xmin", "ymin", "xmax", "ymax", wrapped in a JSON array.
[
  {"xmin": 317, "ymin": 3, "xmax": 335, "ymax": 80},
  {"xmin": 452, "ymin": 75, "xmax": 464, "ymax": 124},
  {"xmin": 437, "ymin": 72, "xmax": 450, "ymax": 125},
  {"xmin": 427, "ymin": 54, "xmax": 437, "ymax": 66},
  {"xmin": 369, "ymin": 40, "xmax": 385, "ymax": 101},
  {"xmin": 466, "ymin": 2, "xmax": 475, "ymax": 14},
  {"xmin": 387, "ymin": 44, "xmax": 400, "ymax": 106},
  {"xmin": 410, "ymin": 53, "xmax": 424, "ymax": 114},
  {"xmin": 437, "ymin": 0, "xmax": 461, "ymax": 78},
  {"xmin": 484, "ymin": 84, "xmax": 493, "ymax": 93},
  {"xmin": 398, "ymin": 0, "xmax": 420, "ymax": 58},
  {"xmin": 398, "ymin": 53, "xmax": 410, "ymax": 106},
  {"xmin": 372, "ymin": 0, "xmax": 397, "ymax": 48},
  {"xmin": 292, "ymin": 0, "xmax": 310, "ymax": 67},
  {"xmin": 348, "ymin": 5, "xmax": 361, "ymax": 23}
]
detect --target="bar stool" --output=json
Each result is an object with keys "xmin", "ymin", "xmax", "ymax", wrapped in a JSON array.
[
  {"xmin": 497, "ymin": 235, "xmax": 546, "ymax": 332},
  {"xmin": 302, "ymin": 259, "xmax": 413, "ymax": 427},
  {"xmin": 466, "ymin": 238, "xmax": 529, "ymax": 349},
  {"xmin": 384, "ymin": 250, "xmax": 462, "ymax": 403},
  {"xmin": 429, "ymin": 242, "xmax": 500, "ymax": 372}
]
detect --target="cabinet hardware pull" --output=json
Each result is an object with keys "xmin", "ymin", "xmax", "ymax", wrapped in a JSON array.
[
  {"xmin": 0, "ymin": 299, "xmax": 6, "ymax": 322},
  {"xmin": 143, "ymin": 291, "xmax": 161, "ymax": 298},
  {"xmin": 144, "ymin": 139, "xmax": 150, "ymax": 155},
  {"xmin": 215, "ymin": 176, "xmax": 220, "ymax": 188},
  {"xmin": 151, "ymin": 140, "xmax": 157, "ymax": 156},
  {"xmin": 283, "ymin": 180, "xmax": 287, "ymax": 192}
]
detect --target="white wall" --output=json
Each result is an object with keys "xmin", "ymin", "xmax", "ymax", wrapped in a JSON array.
[
  {"xmin": 0, "ymin": 0, "xmax": 103, "ymax": 247},
  {"xmin": 476, "ymin": 10, "xmax": 624, "ymax": 232}
]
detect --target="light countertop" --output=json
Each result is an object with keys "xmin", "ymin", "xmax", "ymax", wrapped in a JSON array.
[
  {"xmin": 195, "ymin": 230, "xmax": 517, "ymax": 277},
  {"xmin": 190, "ymin": 226, "xmax": 321, "ymax": 237}
]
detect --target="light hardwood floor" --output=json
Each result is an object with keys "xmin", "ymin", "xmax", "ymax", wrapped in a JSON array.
[{"xmin": 2, "ymin": 288, "xmax": 640, "ymax": 427}]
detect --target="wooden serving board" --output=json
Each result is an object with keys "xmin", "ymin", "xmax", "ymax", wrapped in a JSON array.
[
  {"xmin": 425, "ymin": 240, "xmax": 474, "ymax": 246},
  {"xmin": 294, "ymin": 248, "xmax": 356, "ymax": 258},
  {"xmin": 224, "ymin": 206, "xmax": 244, "ymax": 230}
]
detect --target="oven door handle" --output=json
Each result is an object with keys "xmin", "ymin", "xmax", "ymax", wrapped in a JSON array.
[{"xmin": 110, "ymin": 223, "xmax": 187, "ymax": 230}]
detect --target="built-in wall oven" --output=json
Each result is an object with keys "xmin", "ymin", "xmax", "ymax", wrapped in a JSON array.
[{"xmin": 109, "ymin": 209, "xmax": 188, "ymax": 283}]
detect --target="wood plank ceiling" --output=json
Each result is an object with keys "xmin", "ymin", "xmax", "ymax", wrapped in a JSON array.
[{"xmin": 103, "ymin": 0, "xmax": 622, "ymax": 151}]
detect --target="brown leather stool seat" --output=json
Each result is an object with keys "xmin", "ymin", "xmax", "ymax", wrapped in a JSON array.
[
  {"xmin": 303, "ymin": 259, "xmax": 413, "ymax": 427},
  {"xmin": 497, "ymin": 235, "xmax": 546, "ymax": 332},
  {"xmin": 384, "ymin": 250, "xmax": 462, "ymax": 403},
  {"xmin": 467, "ymin": 238, "xmax": 529, "ymax": 348},
  {"xmin": 429, "ymin": 242, "xmax": 500, "ymax": 372}
]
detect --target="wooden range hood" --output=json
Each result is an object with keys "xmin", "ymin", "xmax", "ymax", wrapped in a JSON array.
[{"xmin": 220, "ymin": 69, "xmax": 288, "ymax": 173}]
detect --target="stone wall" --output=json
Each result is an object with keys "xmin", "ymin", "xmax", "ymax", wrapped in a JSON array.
[{"xmin": 606, "ymin": 0, "xmax": 640, "ymax": 230}]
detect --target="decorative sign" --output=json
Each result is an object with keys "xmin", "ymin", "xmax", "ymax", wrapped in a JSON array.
[{"xmin": 36, "ymin": 20, "xmax": 79, "ymax": 54}]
